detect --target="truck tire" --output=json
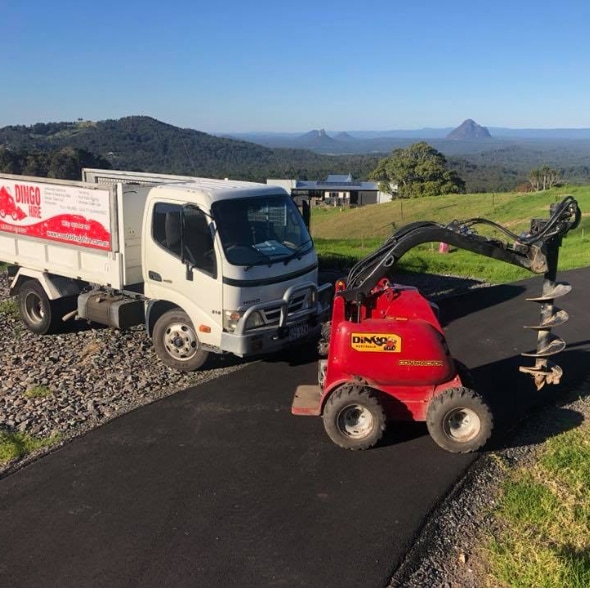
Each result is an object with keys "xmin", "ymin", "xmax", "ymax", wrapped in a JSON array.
[
  {"xmin": 153, "ymin": 309, "xmax": 209, "ymax": 372},
  {"xmin": 322, "ymin": 384, "xmax": 386, "ymax": 450},
  {"xmin": 18, "ymin": 279, "xmax": 61, "ymax": 335},
  {"xmin": 426, "ymin": 387, "xmax": 493, "ymax": 453}
]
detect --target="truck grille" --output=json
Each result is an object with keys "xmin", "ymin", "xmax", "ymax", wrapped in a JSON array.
[{"xmin": 261, "ymin": 291, "xmax": 310, "ymax": 326}]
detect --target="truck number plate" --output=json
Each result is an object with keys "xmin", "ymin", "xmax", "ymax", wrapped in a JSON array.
[{"xmin": 289, "ymin": 321, "xmax": 309, "ymax": 341}]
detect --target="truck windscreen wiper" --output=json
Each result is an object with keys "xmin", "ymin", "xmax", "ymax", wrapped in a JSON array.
[
  {"xmin": 243, "ymin": 249, "xmax": 275, "ymax": 271},
  {"xmin": 283, "ymin": 239, "xmax": 313, "ymax": 265}
]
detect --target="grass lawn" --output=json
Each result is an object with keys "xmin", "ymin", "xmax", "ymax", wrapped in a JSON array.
[{"xmin": 312, "ymin": 185, "xmax": 590, "ymax": 284}]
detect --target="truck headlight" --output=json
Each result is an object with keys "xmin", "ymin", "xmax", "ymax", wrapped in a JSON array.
[
  {"xmin": 223, "ymin": 310, "xmax": 265, "ymax": 332},
  {"xmin": 244, "ymin": 311, "xmax": 264, "ymax": 330}
]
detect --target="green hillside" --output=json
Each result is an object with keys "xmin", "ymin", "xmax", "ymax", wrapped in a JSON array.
[
  {"xmin": 312, "ymin": 186, "xmax": 590, "ymax": 284},
  {"xmin": 4, "ymin": 116, "xmax": 588, "ymax": 192},
  {"xmin": 0, "ymin": 116, "xmax": 378, "ymax": 183}
]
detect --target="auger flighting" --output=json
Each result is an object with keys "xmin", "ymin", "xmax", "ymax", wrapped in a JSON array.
[{"xmin": 518, "ymin": 196, "xmax": 581, "ymax": 389}]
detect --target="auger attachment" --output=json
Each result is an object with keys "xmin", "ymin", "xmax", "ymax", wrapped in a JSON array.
[
  {"xmin": 520, "ymin": 280, "xmax": 571, "ymax": 390},
  {"xmin": 518, "ymin": 198, "xmax": 580, "ymax": 390}
]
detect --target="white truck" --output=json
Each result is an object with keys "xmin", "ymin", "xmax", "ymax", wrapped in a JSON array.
[{"xmin": 0, "ymin": 169, "xmax": 331, "ymax": 371}]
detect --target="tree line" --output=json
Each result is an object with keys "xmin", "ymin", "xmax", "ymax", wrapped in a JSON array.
[
  {"xmin": 0, "ymin": 116, "xmax": 583, "ymax": 194},
  {"xmin": 0, "ymin": 146, "xmax": 111, "ymax": 180}
]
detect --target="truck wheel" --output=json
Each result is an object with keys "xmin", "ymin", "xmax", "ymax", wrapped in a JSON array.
[
  {"xmin": 18, "ymin": 280, "xmax": 59, "ymax": 335},
  {"xmin": 322, "ymin": 384, "xmax": 386, "ymax": 450},
  {"xmin": 153, "ymin": 309, "xmax": 209, "ymax": 372},
  {"xmin": 426, "ymin": 387, "xmax": 493, "ymax": 453}
]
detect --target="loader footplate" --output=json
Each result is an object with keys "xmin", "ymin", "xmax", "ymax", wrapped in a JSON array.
[{"xmin": 292, "ymin": 384, "xmax": 322, "ymax": 416}]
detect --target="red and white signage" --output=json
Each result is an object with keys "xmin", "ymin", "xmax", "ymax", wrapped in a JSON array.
[{"xmin": 0, "ymin": 180, "xmax": 112, "ymax": 251}]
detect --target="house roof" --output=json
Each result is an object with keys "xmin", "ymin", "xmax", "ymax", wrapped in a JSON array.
[
  {"xmin": 295, "ymin": 174, "xmax": 377, "ymax": 191},
  {"xmin": 295, "ymin": 179, "xmax": 378, "ymax": 191},
  {"xmin": 326, "ymin": 174, "xmax": 353, "ymax": 183}
]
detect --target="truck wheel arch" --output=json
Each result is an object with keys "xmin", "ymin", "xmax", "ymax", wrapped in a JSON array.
[
  {"xmin": 9, "ymin": 269, "xmax": 83, "ymax": 300},
  {"xmin": 145, "ymin": 299, "xmax": 178, "ymax": 336}
]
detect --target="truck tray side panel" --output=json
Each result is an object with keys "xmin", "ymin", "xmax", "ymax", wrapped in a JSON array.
[
  {"xmin": 0, "ymin": 174, "xmax": 126, "ymax": 288},
  {"xmin": 0, "ymin": 233, "xmax": 124, "ymax": 287}
]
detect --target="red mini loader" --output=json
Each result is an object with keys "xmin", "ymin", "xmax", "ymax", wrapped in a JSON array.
[{"xmin": 292, "ymin": 197, "xmax": 580, "ymax": 452}]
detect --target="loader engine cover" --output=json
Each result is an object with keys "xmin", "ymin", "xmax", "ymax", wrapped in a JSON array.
[{"xmin": 329, "ymin": 318, "xmax": 454, "ymax": 387}]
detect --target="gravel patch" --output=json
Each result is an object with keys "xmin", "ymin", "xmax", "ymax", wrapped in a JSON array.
[{"xmin": 0, "ymin": 271, "xmax": 251, "ymax": 476}]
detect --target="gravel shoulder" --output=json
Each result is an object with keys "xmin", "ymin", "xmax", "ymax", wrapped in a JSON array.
[{"xmin": 0, "ymin": 271, "xmax": 250, "ymax": 477}]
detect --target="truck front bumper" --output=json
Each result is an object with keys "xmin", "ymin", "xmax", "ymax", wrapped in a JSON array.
[
  {"xmin": 220, "ymin": 281, "xmax": 332, "ymax": 358},
  {"xmin": 220, "ymin": 316, "xmax": 322, "ymax": 357}
]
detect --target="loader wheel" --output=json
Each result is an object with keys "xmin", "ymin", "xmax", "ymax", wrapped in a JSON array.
[
  {"xmin": 18, "ymin": 280, "xmax": 60, "ymax": 335},
  {"xmin": 426, "ymin": 387, "xmax": 493, "ymax": 453},
  {"xmin": 153, "ymin": 309, "xmax": 209, "ymax": 372},
  {"xmin": 322, "ymin": 384, "xmax": 386, "ymax": 451}
]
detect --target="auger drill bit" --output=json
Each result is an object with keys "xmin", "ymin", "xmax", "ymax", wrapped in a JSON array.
[{"xmin": 519, "ymin": 227, "xmax": 571, "ymax": 390}]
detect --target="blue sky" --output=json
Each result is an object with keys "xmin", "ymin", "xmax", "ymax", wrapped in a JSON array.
[{"xmin": 3, "ymin": 0, "xmax": 590, "ymax": 133}]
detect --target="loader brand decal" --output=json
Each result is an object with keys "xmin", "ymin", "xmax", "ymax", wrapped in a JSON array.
[
  {"xmin": 351, "ymin": 332, "xmax": 402, "ymax": 353},
  {"xmin": 0, "ymin": 181, "xmax": 112, "ymax": 250},
  {"xmin": 399, "ymin": 359, "xmax": 444, "ymax": 367}
]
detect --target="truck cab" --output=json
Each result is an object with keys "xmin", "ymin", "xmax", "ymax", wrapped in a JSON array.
[{"xmin": 82, "ymin": 170, "xmax": 331, "ymax": 371}]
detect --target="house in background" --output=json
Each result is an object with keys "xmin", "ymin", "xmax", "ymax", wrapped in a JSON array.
[{"xmin": 267, "ymin": 174, "xmax": 390, "ymax": 208}]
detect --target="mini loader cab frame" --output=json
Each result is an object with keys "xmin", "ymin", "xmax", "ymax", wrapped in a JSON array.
[{"xmin": 292, "ymin": 196, "xmax": 581, "ymax": 453}]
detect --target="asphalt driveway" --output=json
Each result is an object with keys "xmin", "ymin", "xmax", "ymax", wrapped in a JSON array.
[{"xmin": 1, "ymin": 269, "xmax": 589, "ymax": 587}]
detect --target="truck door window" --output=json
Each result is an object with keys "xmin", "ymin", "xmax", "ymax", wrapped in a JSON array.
[
  {"xmin": 153, "ymin": 203, "xmax": 182, "ymax": 257},
  {"xmin": 183, "ymin": 206, "xmax": 216, "ymax": 277},
  {"xmin": 153, "ymin": 203, "xmax": 217, "ymax": 277}
]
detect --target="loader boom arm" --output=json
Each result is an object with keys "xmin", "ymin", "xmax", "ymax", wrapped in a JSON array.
[{"xmin": 342, "ymin": 196, "xmax": 580, "ymax": 302}]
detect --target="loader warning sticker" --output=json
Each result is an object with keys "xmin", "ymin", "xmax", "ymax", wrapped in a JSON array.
[
  {"xmin": 0, "ymin": 181, "xmax": 112, "ymax": 250},
  {"xmin": 351, "ymin": 333, "xmax": 402, "ymax": 353}
]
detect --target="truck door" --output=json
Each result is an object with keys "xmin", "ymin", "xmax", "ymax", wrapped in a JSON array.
[{"xmin": 144, "ymin": 201, "xmax": 223, "ymax": 343}]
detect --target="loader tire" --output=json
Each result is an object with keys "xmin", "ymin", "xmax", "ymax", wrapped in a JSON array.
[
  {"xmin": 18, "ymin": 280, "xmax": 61, "ymax": 335},
  {"xmin": 153, "ymin": 309, "xmax": 209, "ymax": 372},
  {"xmin": 426, "ymin": 387, "xmax": 493, "ymax": 453},
  {"xmin": 322, "ymin": 384, "xmax": 386, "ymax": 451}
]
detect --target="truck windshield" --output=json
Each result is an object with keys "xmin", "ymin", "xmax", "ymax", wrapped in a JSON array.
[{"xmin": 212, "ymin": 195, "xmax": 313, "ymax": 266}]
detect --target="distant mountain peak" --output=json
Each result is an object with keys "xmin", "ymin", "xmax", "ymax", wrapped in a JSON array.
[
  {"xmin": 298, "ymin": 128, "xmax": 336, "ymax": 146},
  {"xmin": 334, "ymin": 131, "xmax": 356, "ymax": 142},
  {"xmin": 447, "ymin": 119, "xmax": 492, "ymax": 140}
]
